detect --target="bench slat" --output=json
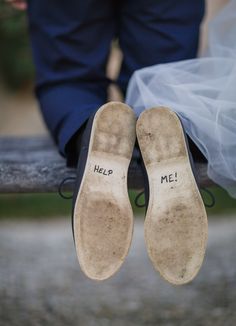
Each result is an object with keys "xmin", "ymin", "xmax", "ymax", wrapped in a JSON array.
[{"xmin": 0, "ymin": 136, "xmax": 215, "ymax": 193}]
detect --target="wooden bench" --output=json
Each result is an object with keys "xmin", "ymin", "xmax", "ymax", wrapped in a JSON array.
[{"xmin": 0, "ymin": 136, "xmax": 215, "ymax": 193}]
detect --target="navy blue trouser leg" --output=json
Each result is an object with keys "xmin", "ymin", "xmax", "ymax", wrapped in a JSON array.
[
  {"xmin": 118, "ymin": 0, "xmax": 205, "ymax": 93},
  {"xmin": 27, "ymin": 0, "xmax": 204, "ymax": 163},
  {"xmin": 27, "ymin": 0, "xmax": 116, "ymax": 158}
]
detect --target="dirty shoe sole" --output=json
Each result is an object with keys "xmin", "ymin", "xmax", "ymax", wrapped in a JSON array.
[
  {"xmin": 73, "ymin": 102, "xmax": 136, "ymax": 281},
  {"xmin": 136, "ymin": 107, "xmax": 208, "ymax": 285}
]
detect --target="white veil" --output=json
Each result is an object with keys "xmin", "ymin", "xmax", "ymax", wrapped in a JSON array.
[{"xmin": 126, "ymin": 0, "xmax": 236, "ymax": 198}]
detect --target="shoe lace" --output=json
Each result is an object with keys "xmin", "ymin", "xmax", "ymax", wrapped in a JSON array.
[
  {"xmin": 134, "ymin": 187, "xmax": 215, "ymax": 209},
  {"xmin": 200, "ymin": 187, "xmax": 216, "ymax": 208},
  {"xmin": 58, "ymin": 177, "xmax": 76, "ymax": 199},
  {"xmin": 135, "ymin": 190, "xmax": 146, "ymax": 208}
]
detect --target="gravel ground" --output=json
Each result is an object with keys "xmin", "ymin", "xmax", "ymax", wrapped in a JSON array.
[{"xmin": 0, "ymin": 216, "xmax": 236, "ymax": 326}]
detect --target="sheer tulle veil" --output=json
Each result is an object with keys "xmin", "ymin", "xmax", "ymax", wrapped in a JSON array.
[{"xmin": 126, "ymin": 0, "xmax": 236, "ymax": 198}]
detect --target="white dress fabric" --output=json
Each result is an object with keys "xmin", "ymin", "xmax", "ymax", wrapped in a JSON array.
[{"xmin": 126, "ymin": 0, "xmax": 236, "ymax": 198}]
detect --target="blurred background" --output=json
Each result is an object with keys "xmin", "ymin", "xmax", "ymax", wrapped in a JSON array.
[{"xmin": 1, "ymin": 0, "xmax": 236, "ymax": 325}]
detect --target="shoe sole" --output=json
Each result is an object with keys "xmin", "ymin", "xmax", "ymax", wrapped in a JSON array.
[
  {"xmin": 73, "ymin": 102, "xmax": 136, "ymax": 280},
  {"xmin": 136, "ymin": 107, "xmax": 208, "ymax": 285}
]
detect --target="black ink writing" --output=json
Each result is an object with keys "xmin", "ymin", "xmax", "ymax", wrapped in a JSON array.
[
  {"xmin": 161, "ymin": 175, "xmax": 168, "ymax": 183},
  {"xmin": 161, "ymin": 172, "xmax": 178, "ymax": 184},
  {"xmin": 94, "ymin": 165, "xmax": 113, "ymax": 176}
]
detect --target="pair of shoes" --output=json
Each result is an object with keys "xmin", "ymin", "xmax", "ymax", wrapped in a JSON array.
[{"xmin": 72, "ymin": 102, "xmax": 208, "ymax": 284}]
